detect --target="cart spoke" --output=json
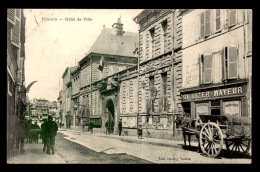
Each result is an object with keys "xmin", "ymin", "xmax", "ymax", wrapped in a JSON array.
[
  {"xmin": 202, "ymin": 132, "xmax": 209, "ymax": 139},
  {"xmin": 231, "ymin": 143, "xmax": 236, "ymax": 151},
  {"xmin": 214, "ymin": 139, "xmax": 220, "ymax": 144},
  {"xmin": 205, "ymin": 142, "xmax": 210, "ymax": 150},
  {"xmin": 228, "ymin": 141, "xmax": 234, "ymax": 147},
  {"xmin": 237, "ymin": 144, "xmax": 240, "ymax": 152},
  {"xmin": 241, "ymin": 142, "xmax": 249, "ymax": 147},
  {"xmin": 211, "ymin": 146, "xmax": 214, "ymax": 155},
  {"xmin": 239, "ymin": 144, "xmax": 245, "ymax": 152},
  {"xmin": 204, "ymin": 127, "xmax": 210, "ymax": 137},
  {"xmin": 212, "ymin": 143, "xmax": 219, "ymax": 155}
]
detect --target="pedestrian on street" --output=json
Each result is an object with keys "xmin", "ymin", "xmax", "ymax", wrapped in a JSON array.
[
  {"xmin": 105, "ymin": 121, "xmax": 109, "ymax": 135},
  {"xmin": 118, "ymin": 119, "xmax": 122, "ymax": 136},
  {"xmin": 26, "ymin": 120, "xmax": 32, "ymax": 143},
  {"xmin": 40, "ymin": 119, "xmax": 48, "ymax": 153},
  {"xmin": 89, "ymin": 121, "xmax": 93, "ymax": 134},
  {"xmin": 31, "ymin": 121, "xmax": 40, "ymax": 143},
  {"xmin": 45, "ymin": 115, "xmax": 58, "ymax": 155},
  {"xmin": 59, "ymin": 122, "xmax": 62, "ymax": 129},
  {"xmin": 137, "ymin": 125, "xmax": 143, "ymax": 139}
]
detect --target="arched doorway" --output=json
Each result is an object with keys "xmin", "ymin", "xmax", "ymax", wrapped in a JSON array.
[{"xmin": 106, "ymin": 99, "xmax": 115, "ymax": 134}]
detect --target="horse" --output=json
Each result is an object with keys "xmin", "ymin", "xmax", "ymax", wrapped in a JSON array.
[{"xmin": 175, "ymin": 115, "xmax": 202, "ymax": 152}]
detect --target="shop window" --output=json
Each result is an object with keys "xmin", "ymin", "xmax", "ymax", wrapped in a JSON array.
[
  {"xmin": 223, "ymin": 100, "xmax": 241, "ymax": 117},
  {"xmin": 223, "ymin": 45, "xmax": 238, "ymax": 80},
  {"xmin": 196, "ymin": 102, "xmax": 209, "ymax": 117}
]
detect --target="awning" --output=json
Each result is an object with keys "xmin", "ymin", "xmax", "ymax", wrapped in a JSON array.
[{"xmin": 90, "ymin": 116, "xmax": 102, "ymax": 118}]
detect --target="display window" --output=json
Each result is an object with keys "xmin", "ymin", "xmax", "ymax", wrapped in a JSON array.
[
  {"xmin": 196, "ymin": 102, "xmax": 209, "ymax": 117},
  {"xmin": 223, "ymin": 100, "xmax": 241, "ymax": 117}
]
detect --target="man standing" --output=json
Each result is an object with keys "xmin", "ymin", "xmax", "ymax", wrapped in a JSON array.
[
  {"xmin": 45, "ymin": 115, "xmax": 58, "ymax": 155},
  {"xmin": 41, "ymin": 119, "xmax": 47, "ymax": 152},
  {"xmin": 105, "ymin": 121, "xmax": 109, "ymax": 135},
  {"xmin": 89, "ymin": 121, "xmax": 93, "ymax": 134},
  {"xmin": 118, "ymin": 119, "xmax": 122, "ymax": 136}
]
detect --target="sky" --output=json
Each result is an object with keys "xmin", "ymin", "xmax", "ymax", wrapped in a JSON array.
[{"xmin": 24, "ymin": 9, "xmax": 143, "ymax": 102}]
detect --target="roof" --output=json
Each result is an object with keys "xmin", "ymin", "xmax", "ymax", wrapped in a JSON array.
[
  {"xmin": 86, "ymin": 28, "xmax": 138, "ymax": 57},
  {"xmin": 70, "ymin": 66, "xmax": 78, "ymax": 74}
]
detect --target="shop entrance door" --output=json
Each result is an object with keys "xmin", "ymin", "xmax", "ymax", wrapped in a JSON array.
[{"xmin": 210, "ymin": 100, "xmax": 221, "ymax": 115}]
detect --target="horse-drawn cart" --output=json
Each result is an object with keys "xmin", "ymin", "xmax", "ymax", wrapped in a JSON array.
[
  {"xmin": 28, "ymin": 128, "xmax": 42, "ymax": 143},
  {"xmin": 181, "ymin": 115, "xmax": 251, "ymax": 158}
]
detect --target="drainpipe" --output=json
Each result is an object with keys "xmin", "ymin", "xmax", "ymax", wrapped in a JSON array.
[
  {"xmin": 171, "ymin": 9, "xmax": 176, "ymax": 138},
  {"xmin": 90, "ymin": 54, "xmax": 92, "ymax": 122},
  {"xmin": 137, "ymin": 28, "xmax": 140, "ymax": 129}
]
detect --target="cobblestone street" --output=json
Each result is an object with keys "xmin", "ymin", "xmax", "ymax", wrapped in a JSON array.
[
  {"xmin": 56, "ymin": 130, "xmax": 251, "ymax": 164},
  {"xmin": 7, "ymin": 129, "xmax": 252, "ymax": 164}
]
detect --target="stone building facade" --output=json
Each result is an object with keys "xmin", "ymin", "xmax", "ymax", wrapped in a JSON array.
[
  {"xmin": 77, "ymin": 18, "xmax": 138, "ymax": 132},
  {"xmin": 132, "ymin": 9, "xmax": 183, "ymax": 139},
  {"xmin": 180, "ymin": 9, "xmax": 252, "ymax": 135},
  {"xmin": 7, "ymin": 9, "xmax": 27, "ymax": 159}
]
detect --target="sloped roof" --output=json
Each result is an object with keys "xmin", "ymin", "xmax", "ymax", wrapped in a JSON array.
[
  {"xmin": 87, "ymin": 28, "xmax": 138, "ymax": 57},
  {"xmin": 70, "ymin": 66, "xmax": 78, "ymax": 74}
]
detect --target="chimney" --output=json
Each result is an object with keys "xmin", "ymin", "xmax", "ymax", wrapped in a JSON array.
[{"xmin": 112, "ymin": 17, "xmax": 124, "ymax": 36}]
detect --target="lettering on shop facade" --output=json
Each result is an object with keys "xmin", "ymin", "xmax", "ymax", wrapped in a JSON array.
[{"xmin": 181, "ymin": 86, "xmax": 245, "ymax": 102}]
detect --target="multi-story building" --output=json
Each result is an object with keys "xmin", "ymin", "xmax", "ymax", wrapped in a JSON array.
[
  {"xmin": 57, "ymin": 90, "xmax": 63, "ymax": 124},
  {"xmin": 48, "ymin": 101, "xmax": 58, "ymax": 120},
  {"xmin": 132, "ymin": 9, "xmax": 183, "ymax": 139},
  {"xmin": 7, "ymin": 9, "xmax": 27, "ymax": 159},
  {"xmin": 180, "ymin": 10, "xmax": 252, "ymax": 129},
  {"xmin": 61, "ymin": 66, "xmax": 78, "ymax": 128},
  {"xmin": 77, "ymin": 18, "xmax": 138, "ymax": 132},
  {"xmin": 71, "ymin": 67, "xmax": 80, "ymax": 127}
]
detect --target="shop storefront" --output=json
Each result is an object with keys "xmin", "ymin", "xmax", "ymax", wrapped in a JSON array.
[
  {"xmin": 180, "ymin": 82, "xmax": 249, "ymax": 119},
  {"xmin": 90, "ymin": 116, "xmax": 102, "ymax": 128}
]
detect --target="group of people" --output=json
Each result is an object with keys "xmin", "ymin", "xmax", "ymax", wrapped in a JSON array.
[
  {"xmin": 26, "ymin": 120, "xmax": 41, "ymax": 143},
  {"xmin": 41, "ymin": 115, "xmax": 58, "ymax": 155},
  {"xmin": 26, "ymin": 115, "xmax": 58, "ymax": 155}
]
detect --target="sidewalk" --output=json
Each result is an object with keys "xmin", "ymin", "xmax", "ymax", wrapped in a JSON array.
[
  {"xmin": 65, "ymin": 128, "xmax": 198, "ymax": 149},
  {"xmin": 7, "ymin": 141, "xmax": 66, "ymax": 164}
]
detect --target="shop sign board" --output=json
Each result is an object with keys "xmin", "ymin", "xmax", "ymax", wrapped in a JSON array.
[{"xmin": 181, "ymin": 86, "xmax": 246, "ymax": 102}]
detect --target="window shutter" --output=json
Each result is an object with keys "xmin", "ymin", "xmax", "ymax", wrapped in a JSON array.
[
  {"xmin": 205, "ymin": 10, "xmax": 211, "ymax": 36},
  {"xmin": 228, "ymin": 9, "xmax": 237, "ymax": 27},
  {"xmin": 198, "ymin": 55, "xmax": 202, "ymax": 84},
  {"xmin": 7, "ymin": 9, "xmax": 15, "ymax": 24},
  {"xmin": 216, "ymin": 9, "xmax": 221, "ymax": 31},
  {"xmin": 11, "ymin": 19, "xmax": 20, "ymax": 47},
  {"xmin": 227, "ymin": 46, "xmax": 238, "ymax": 79},
  {"xmin": 200, "ymin": 12, "xmax": 205, "ymax": 38},
  {"xmin": 204, "ymin": 54, "xmax": 213, "ymax": 83}
]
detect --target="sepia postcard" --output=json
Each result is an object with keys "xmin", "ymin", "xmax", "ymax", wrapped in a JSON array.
[{"xmin": 6, "ymin": 9, "xmax": 252, "ymax": 164}]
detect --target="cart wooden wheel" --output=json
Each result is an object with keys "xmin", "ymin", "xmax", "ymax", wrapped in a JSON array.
[
  {"xmin": 200, "ymin": 122, "xmax": 224, "ymax": 158},
  {"xmin": 225, "ymin": 137, "xmax": 251, "ymax": 156}
]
